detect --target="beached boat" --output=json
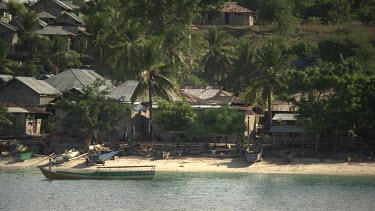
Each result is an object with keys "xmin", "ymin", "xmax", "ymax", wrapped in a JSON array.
[
  {"xmin": 88, "ymin": 150, "xmax": 119, "ymax": 165},
  {"xmin": 19, "ymin": 152, "xmax": 33, "ymax": 161},
  {"xmin": 38, "ymin": 165, "xmax": 156, "ymax": 180},
  {"xmin": 51, "ymin": 149, "xmax": 80, "ymax": 164}
]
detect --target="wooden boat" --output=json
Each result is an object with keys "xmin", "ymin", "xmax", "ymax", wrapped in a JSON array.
[
  {"xmin": 51, "ymin": 149, "xmax": 80, "ymax": 164},
  {"xmin": 63, "ymin": 149, "xmax": 80, "ymax": 160},
  {"xmin": 88, "ymin": 150, "xmax": 119, "ymax": 165},
  {"xmin": 19, "ymin": 152, "xmax": 33, "ymax": 161},
  {"xmin": 38, "ymin": 165, "xmax": 156, "ymax": 180}
]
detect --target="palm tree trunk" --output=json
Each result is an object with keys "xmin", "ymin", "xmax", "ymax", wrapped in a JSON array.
[
  {"xmin": 148, "ymin": 80, "xmax": 154, "ymax": 145},
  {"xmin": 268, "ymin": 86, "xmax": 272, "ymax": 130}
]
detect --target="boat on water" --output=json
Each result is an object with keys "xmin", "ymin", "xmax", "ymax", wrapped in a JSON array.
[
  {"xmin": 38, "ymin": 165, "xmax": 156, "ymax": 180},
  {"xmin": 19, "ymin": 152, "xmax": 33, "ymax": 161}
]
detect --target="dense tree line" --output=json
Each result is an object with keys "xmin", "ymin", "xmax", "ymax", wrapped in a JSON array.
[{"xmin": 0, "ymin": 0, "xmax": 374, "ymax": 139}]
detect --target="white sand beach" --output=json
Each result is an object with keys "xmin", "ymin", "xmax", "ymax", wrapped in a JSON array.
[{"xmin": 1, "ymin": 156, "xmax": 375, "ymax": 176}]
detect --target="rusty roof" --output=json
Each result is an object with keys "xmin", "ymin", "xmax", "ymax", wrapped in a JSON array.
[{"xmin": 222, "ymin": 2, "xmax": 252, "ymax": 13}]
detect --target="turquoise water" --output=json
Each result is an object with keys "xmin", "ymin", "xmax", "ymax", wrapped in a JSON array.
[{"xmin": 1, "ymin": 168, "xmax": 375, "ymax": 211}]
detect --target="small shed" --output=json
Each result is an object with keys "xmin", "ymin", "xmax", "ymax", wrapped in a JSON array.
[
  {"xmin": 222, "ymin": 2, "xmax": 254, "ymax": 26},
  {"xmin": 0, "ymin": 102, "xmax": 50, "ymax": 136}
]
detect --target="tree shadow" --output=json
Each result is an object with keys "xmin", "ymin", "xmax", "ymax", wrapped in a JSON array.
[{"xmin": 215, "ymin": 158, "xmax": 251, "ymax": 168}]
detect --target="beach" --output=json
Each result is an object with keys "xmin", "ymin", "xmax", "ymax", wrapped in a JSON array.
[{"xmin": 1, "ymin": 155, "xmax": 375, "ymax": 176}]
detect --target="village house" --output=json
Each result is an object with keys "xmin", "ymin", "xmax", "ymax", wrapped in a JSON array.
[
  {"xmin": 0, "ymin": 102, "xmax": 50, "ymax": 136},
  {"xmin": 195, "ymin": 2, "xmax": 254, "ymax": 26},
  {"xmin": 0, "ymin": 20, "xmax": 18, "ymax": 52},
  {"xmin": 30, "ymin": 0, "xmax": 77, "ymax": 18},
  {"xmin": 0, "ymin": 77, "xmax": 61, "ymax": 109},
  {"xmin": 45, "ymin": 68, "xmax": 113, "ymax": 92}
]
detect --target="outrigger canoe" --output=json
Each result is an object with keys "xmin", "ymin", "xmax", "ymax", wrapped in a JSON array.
[{"xmin": 38, "ymin": 165, "xmax": 156, "ymax": 180}]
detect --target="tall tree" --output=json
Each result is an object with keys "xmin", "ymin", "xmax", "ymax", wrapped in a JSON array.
[
  {"xmin": 40, "ymin": 36, "xmax": 82, "ymax": 75},
  {"xmin": 135, "ymin": 37, "xmax": 179, "ymax": 142},
  {"xmin": 0, "ymin": 39, "xmax": 19, "ymax": 74},
  {"xmin": 58, "ymin": 80, "xmax": 129, "ymax": 148},
  {"xmin": 162, "ymin": 25, "xmax": 190, "ymax": 84},
  {"xmin": 245, "ymin": 38, "xmax": 288, "ymax": 128},
  {"xmin": 111, "ymin": 19, "xmax": 145, "ymax": 83},
  {"xmin": 200, "ymin": 26, "xmax": 235, "ymax": 84}
]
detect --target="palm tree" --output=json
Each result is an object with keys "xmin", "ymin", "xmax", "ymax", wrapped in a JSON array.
[
  {"xmin": 111, "ymin": 19, "xmax": 145, "ymax": 83},
  {"xmin": 40, "ymin": 36, "xmax": 82, "ymax": 75},
  {"xmin": 136, "ymin": 37, "xmax": 178, "ymax": 143},
  {"xmin": 15, "ymin": 12, "xmax": 42, "ymax": 56},
  {"xmin": 84, "ymin": 11, "xmax": 117, "ymax": 75},
  {"xmin": 0, "ymin": 39, "xmax": 19, "ymax": 74},
  {"xmin": 162, "ymin": 25, "xmax": 189, "ymax": 83},
  {"xmin": 245, "ymin": 38, "xmax": 287, "ymax": 128},
  {"xmin": 201, "ymin": 26, "xmax": 235, "ymax": 84}
]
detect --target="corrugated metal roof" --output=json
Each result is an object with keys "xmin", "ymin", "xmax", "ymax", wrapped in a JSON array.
[
  {"xmin": 270, "ymin": 126, "xmax": 304, "ymax": 133},
  {"xmin": 31, "ymin": 0, "xmax": 73, "ymax": 11},
  {"xmin": 61, "ymin": 1, "xmax": 80, "ymax": 10},
  {"xmin": 35, "ymin": 26, "xmax": 75, "ymax": 36},
  {"xmin": 15, "ymin": 77, "xmax": 62, "ymax": 95},
  {"xmin": 45, "ymin": 68, "xmax": 112, "ymax": 92},
  {"xmin": 0, "ymin": 21, "xmax": 19, "ymax": 31},
  {"xmin": 0, "ymin": 1, "xmax": 8, "ymax": 10},
  {"xmin": 222, "ymin": 2, "xmax": 252, "ymax": 13},
  {"xmin": 34, "ymin": 11, "xmax": 56, "ymax": 19},
  {"xmin": 180, "ymin": 86, "xmax": 223, "ymax": 100},
  {"xmin": 107, "ymin": 80, "xmax": 139, "ymax": 102},
  {"xmin": 0, "ymin": 74, "xmax": 13, "ymax": 82},
  {"xmin": 57, "ymin": 11, "xmax": 83, "ymax": 24},
  {"xmin": 272, "ymin": 113, "xmax": 297, "ymax": 121}
]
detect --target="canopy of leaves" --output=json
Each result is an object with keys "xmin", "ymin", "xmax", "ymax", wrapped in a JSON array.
[
  {"xmin": 154, "ymin": 100, "xmax": 197, "ymax": 132},
  {"xmin": 58, "ymin": 80, "xmax": 130, "ymax": 138},
  {"xmin": 0, "ymin": 108, "xmax": 13, "ymax": 131}
]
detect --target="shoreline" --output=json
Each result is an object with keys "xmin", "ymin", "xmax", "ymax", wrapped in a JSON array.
[{"xmin": 1, "ymin": 156, "xmax": 375, "ymax": 176}]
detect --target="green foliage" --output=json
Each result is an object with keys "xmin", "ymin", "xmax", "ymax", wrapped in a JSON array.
[
  {"xmin": 197, "ymin": 0, "xmax": 225, "ymax": 25},
  {"xmin": 41, "ymin": 116, "xmax": 55, "ymax": 133},
  {"xmin": 257, "ymin": 0, "xmax": 299, "ymax": 35},
  {"xmin": 0, "ymin": 108, "xmax": 13, "ymax": 131},
  {"xmin": 154, "ymin": 100, "xmax": 197, "ymax": 132},
  {"xmin": 286, "ymin": 61, "xmax": 375, "ymax": 136},
  {"xmin": 58, "ymin": 80, "xmax": 130, "ymax": 145},
  {"xmin": 318, "ymin": 30, "xmax": 375, "ymax": 64},
  {"xmin": 358, "ymin": 0, "xmax": 375, "ymax": 23},
  {"xmin": 39, "ymin": 36, "xmax": 82, "ymax": 74},
  {"xmin": 200, "ymin": 26, "xmax": 235, "ymax": 84},
  {"xmin": 200, "ymin": 107, "xmax": 246, "ymax": 135},
  {"xmin": 7, "ymin": 0, "xmax": 28, "ymax": 17},
  {"xmin": 128, "ymin": 0, "xmax": 200, "ymax": 34}
]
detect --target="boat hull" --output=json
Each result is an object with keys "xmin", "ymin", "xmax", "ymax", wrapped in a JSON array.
[{"xmin": 38, "ymin": 166, "xmax": 155, "ymax": 180}]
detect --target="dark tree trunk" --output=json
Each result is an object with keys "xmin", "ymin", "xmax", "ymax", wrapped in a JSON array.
[
  {"xmin": 268, "ymin": 86, "xmax": 272, "ymax": 129},
  {"xmin": 84, "ymin": 127, "xmax": 93, "ymax": 149},
  {"xmin": 148, "ymin": 79, "xmax": 153, "ymax": 145}
]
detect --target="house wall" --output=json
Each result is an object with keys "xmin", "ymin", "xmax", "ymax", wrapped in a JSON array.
[
  {"xmin": 30, "ymin": 0, "xmax": 69, "ymax": 17},
  {"xmin": 0, "ymin": 82, "xmax": 40, "ymax": 107},
  {"xmin": 228, "ymin": 13, "xmax": 253, "ymax": 26},
  {"xmin": 194, "ymin": 13, "xmax": 253, "ymax": 26}
]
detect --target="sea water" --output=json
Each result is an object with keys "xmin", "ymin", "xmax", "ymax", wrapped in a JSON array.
[{"xmin": 0, "ymin": 169, "xmax": 374, "ymax": 211}]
